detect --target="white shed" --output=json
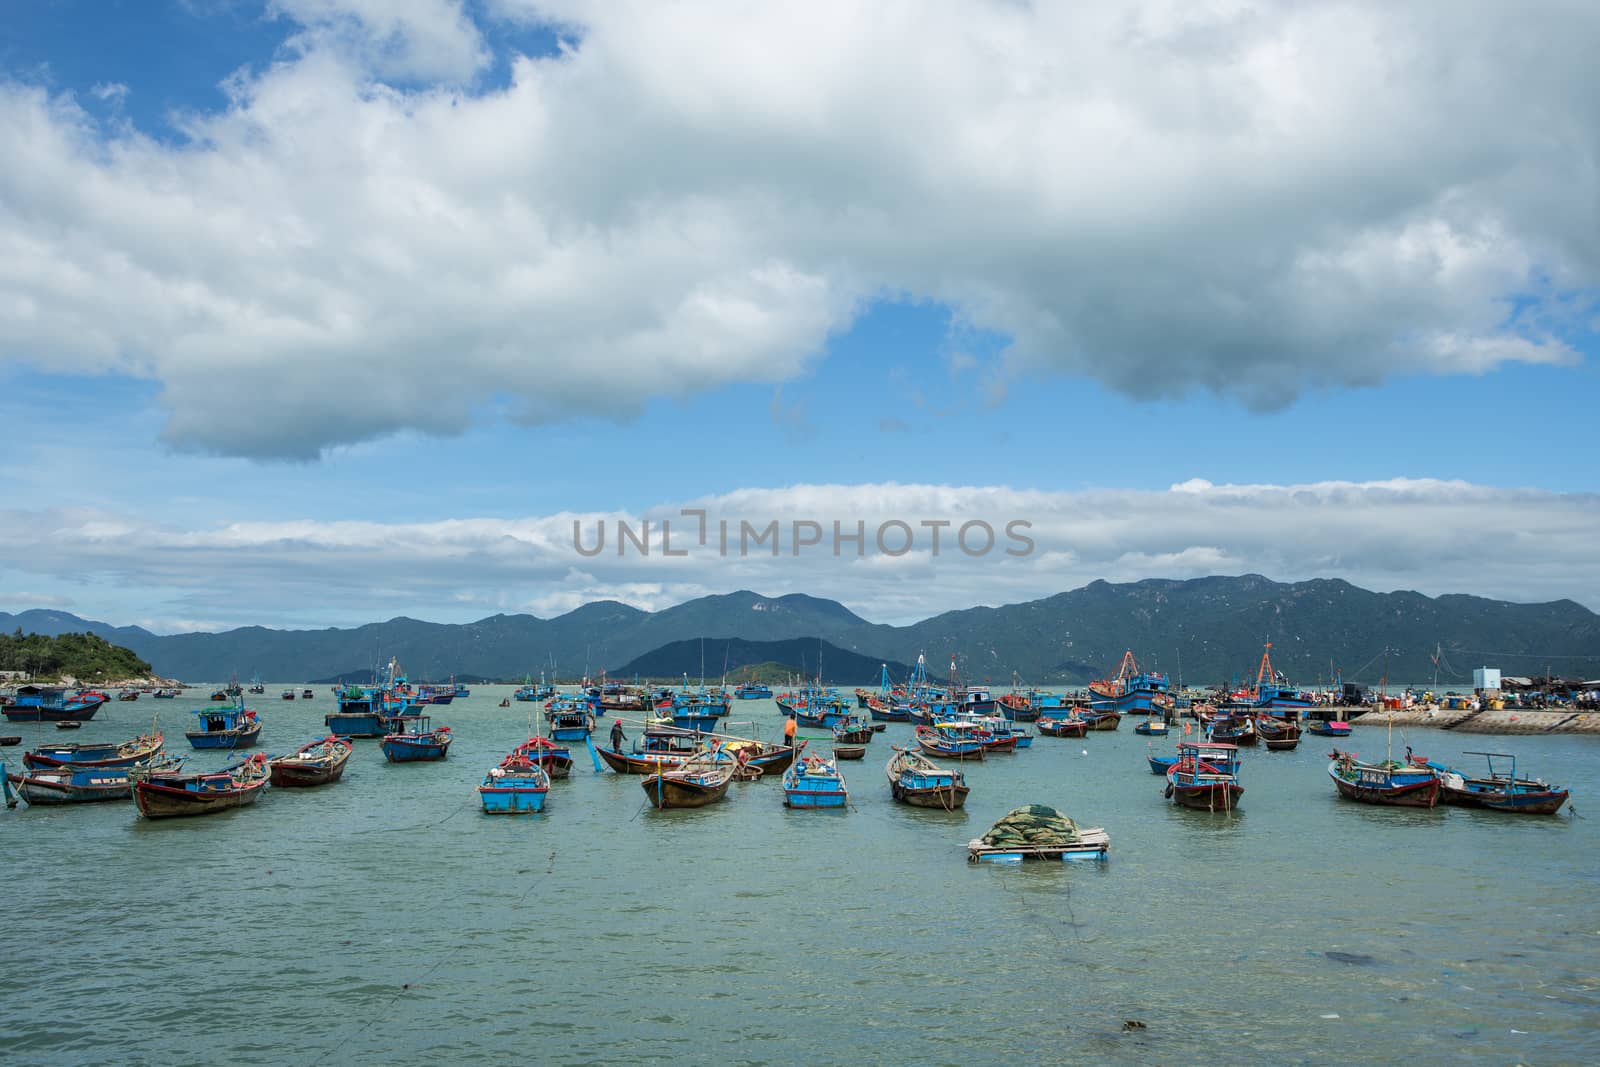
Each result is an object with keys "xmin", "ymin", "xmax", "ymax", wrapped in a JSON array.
[{"xmin": 1473, "ymin": 667, "xmax": 1501, "ymax": 691}]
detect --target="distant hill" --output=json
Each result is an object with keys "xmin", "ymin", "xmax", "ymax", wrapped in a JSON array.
[
  {"xmin": 613, "ymin": 638, "xmax": 908, "ymax": 684},
  {"xmin": 0, "ymin": 629, "xmax": 153, "ymax": 682},
  {"xmin": 5, "ymin": 576, "xmax": 1598, "ymax": 684}
]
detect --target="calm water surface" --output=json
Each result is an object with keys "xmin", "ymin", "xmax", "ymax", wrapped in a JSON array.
[{"xmin": 4, "ymin": 688, "xmax": 1598, "ymax": 1065}]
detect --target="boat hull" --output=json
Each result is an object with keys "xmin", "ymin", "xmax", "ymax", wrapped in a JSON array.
[
  {"xmin": 1328, "ymin": 762, "xmax": 1439, "ymax": 808},
  {"xmin": 640, "ymin": 775, "xmax": 730, "ymax": 808},
  {"xmin": 1439, "ymin": 782, "xmax": 1568, "ymax": 815},
  {"xmin": 890, "ymin": 779, "xmax": 969, "ymax": 809},
  {"xmin": 381, "ymin": 736, "xmax": 452, "ymax": 762},
  {"xmin": 133, "ymin": 776, "xmax": 268, "ymax": 819},
  {"xmin": 8, "ymin": 768, "xmax": 138, "ymax": 803},
  {"xmin": 479, "ymin": 782, "xmax": 549, "ymax": 813},
  {"xmin": 2, "ymin": 699, "xmax": 105, "ymax": 723},
  {"xmin": 1037, "ymin": 718, "xmax": 1089, "ymax": 738},
  {"xmin": 1167, "ymin": 781, "xmax": 1244, "ymax": 811},
  {"xmin": 186, "ymin": 723, "xmax": 263, "ymax": 750}
]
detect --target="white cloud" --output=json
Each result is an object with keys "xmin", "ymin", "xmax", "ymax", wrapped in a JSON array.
[
  {"xmin": 268, "ymin": 0, "xmax": 489, "ymax": 82},
  {"xmin": 0, "ymin": 2, "xmax": 1596, "ymax": 457},
  {"xmin": 0, "ymin": 479, "xmax": 1596, "ymax": 630}
]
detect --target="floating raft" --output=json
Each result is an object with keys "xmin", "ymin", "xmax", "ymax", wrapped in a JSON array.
[{"xmin": 967, "ymin": 827, "xmax": 1110, "ymax": 863}]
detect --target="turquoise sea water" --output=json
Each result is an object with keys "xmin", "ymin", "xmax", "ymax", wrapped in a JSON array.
[{"xmin": 4, "ymin": 687, "xmax": 1598, "ymax": 1066}]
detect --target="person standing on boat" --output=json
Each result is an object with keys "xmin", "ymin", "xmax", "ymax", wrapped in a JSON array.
[
  {"xmin": 783, "ymin": 713, "xmax": 797, "ymax": 750},
  {"xmin": 609, "ymin": 718, "xmax": 627, "ymax": 753}
]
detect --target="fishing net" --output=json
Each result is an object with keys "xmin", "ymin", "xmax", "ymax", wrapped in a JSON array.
[{"xmin": 980, "ymin": 804, "xmax": 1081, "ymax": 847}]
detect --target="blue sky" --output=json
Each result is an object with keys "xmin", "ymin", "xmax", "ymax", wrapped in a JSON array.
[{"xmin": 1, "ymin": 2, "xmax": 1597, "ymax": 630}]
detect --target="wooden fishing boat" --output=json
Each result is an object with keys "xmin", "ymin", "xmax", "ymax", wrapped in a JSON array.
[
  {"xmin": 783, "ymin": 754, "xmax": 848, "ymax": 809},
  {"xmin": 8, "ymin": 755, "xmax": 186, "ymax": 804},
  {"xmin": 1080, "ymin": 710, "xmax": 1122, "ymax": 731},
  {"xmin": 25, "ymin": 734, "xmax": 165, "ymax": 769},
  {"xmin": 914, "ymin": 724, "xmax": 986, "ymax": 761},
  {"xmin": 186, "ymin": 703, "xmax": 263, "ymax": 750},
  {"xmin": 506, "ymin": 736, "xmax": 573, "ymax": 779},
  {"xmin": 833, "ymin": 744, "xmax": 866, "ymax": 760},
  {"xmin": 117, "ymin": 689, "xmax": 140, "ymax": 702},
  {"xmin": 301, "ymin": 689, "xmax": 314, "ymax": 700},
  {"xmin": 1133, "ymin": 715, "xmax": 1169, "ymax": 736},
  {"xmin": 734, "ymin": 682, "xmax": 773, "ymax": 700},
  {"xmin": 56, "ymin": 720, "xmax": 82, "ymax": 730},
  {"xmin": 0, "ymin": 735, "xmax": 20, "ymax": 747},
  {"xmin": 1327, "ymin": 750, "xmax": 1438, "ymax": 808},
  {"xmin": 832, "ymin": 715, "xmax": 874, "ymax": 745},
  {"xmin": 1256, "ymin": 717, "xmax": 1301, "ymax": 751},
  {"xmin": 268, "ymin": 736, "xmax": 352, "ymax": 787},
  {"xmin": 131, "ymin": 753, "xmax": 271, "ymax": 819},
  {"xmin": 1305, "ymin": 720, "xmax": 1352, "ymax": 739},
  {"xmin": 1208, "ymin": 716, "xmax": 1257, "ymax": 746},
  {"xmin": 480, "ymin": 761, "xmax": 551, "ymax": 813},
  {"xmin": 886, "ymin": 748, "xmax": 968, "ymax": 809},
  {"xmin": 1037, "ymin": 716, "xmax": 1090, "ymax": 738},
  {"xmin": 1413, "ymin": 752, "xmax": 1569, "ymax": 815},
  {"xmin": 641, "ymin": 753, "xmax": 734, "ymax": 809},
  {"xmin": 380, "ymin": 717, "xmax": 452, "ymax": 762},
  {"xmin": 1166, "ymin": 742, "xmax": 1244, "ymax": 811},
  {"xmin": 280, "ymin": 689, "xmax": 296, "ymax": 700}
]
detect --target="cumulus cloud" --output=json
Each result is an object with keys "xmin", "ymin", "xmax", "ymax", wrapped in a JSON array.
[
  {"xmin": 0, "ymin": 2, "xmax": 1596, "ymax": 457},
  {"xmin": 0, "ymin": 479, "xmax": 1595, "ymax": 630},
  {"xmin": 268, "ymin": 0, "xmax": 489, "ymax": 82}
]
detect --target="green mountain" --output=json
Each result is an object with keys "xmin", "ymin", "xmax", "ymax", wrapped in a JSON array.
[
  {"xmin": 0, "ymin": 629, "xmax": 153, "ymax": 682},
  {"xmin": 4, "ymin": 576, "xmax": 1597, "ymax": 685},
  {"xmin": 613, "ymin": 638, "xmax": 908, "ymax": 684}
]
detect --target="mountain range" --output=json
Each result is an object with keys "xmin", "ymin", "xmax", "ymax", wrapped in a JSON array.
[{"xmin": 4, "ymin": 576, "xmax": 1598, "ymax": 685}]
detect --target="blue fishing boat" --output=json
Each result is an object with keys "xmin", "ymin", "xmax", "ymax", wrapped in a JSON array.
[
  {"xmin": 1133, "ymin": 715, "xmax": 1170, "ymax": 737},
  {"xmin": 913, "ymin": 723, "xmax": 987, "ymax": 761},
  {"xmin": 955, "ymin": 685, "xmax": 999, "ymax": 716},
  {"xmin": 325, "ymin": 683, "xmax": 389, "ymax": 737},
  {"xmin": 1166, "ymin": 742, "xmax": 1244, "ymax": 811},
  {"xmin": 1147, "ymin": 751, "xmax": 1178, "ymax": 775},
  {"xmin": 24, "ymin": 733, "xmax": 165, "ymax": 769},
  {"xmin": 1, "ymin": 685, "xmax": 107, "ymax": 723},
  {"xmin": 790, "ymin": 699, "xmax": 850, "ymax": 729},
  {"xmin": 782, "ymin": 754, "xmax": 848, "ymax": 809},
  {"xmin": 186, "ymin": 702, "xmax": 263, "ymax": 750},
  {"xmin": 656, "ymin": 683, "xmax": 725, "ymax": 733},
  {"xmin": 381, "ymin": 717, "xmax": 453, "ymax": 762},
  {"xmin": 734, "ymin": 682, "xmax": 773, "ymax": 699},
  {"xmin": 544, "ymin": 696, "xmax": 597, "ymax": 741},
  {"xmin": 1412, "ymin": 751, "xmax": 1566, "ymax": 814},
  {"xmin": 1327, "ymin": 749, "xmax": 1438, "ymax": 808},
  {"xmin": 1305, "ymin": 719, "xmax": 1352, "ymax": 739},
  {"xmin": 8, "ymin": 755, "xmax": 187, "ymax": 804},
  {"xmin": 479, "ymin": 760, "xmax": 550, "ymax": 813},
  {"xmin": 453, "ymin": 681, "xmax": 471, "ymax": 699},
  {"xmin": 1090, "ymin": 651, "xmax": 1174, "ymax": 719}
]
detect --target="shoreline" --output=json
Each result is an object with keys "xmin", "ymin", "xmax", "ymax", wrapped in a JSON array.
[{"xmin": 1345, "ymin": 706, "xmax": 1600, "ymax": 736}]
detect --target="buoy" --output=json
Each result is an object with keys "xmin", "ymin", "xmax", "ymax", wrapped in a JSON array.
[{"xmin": 1081, "ymin": 748, "xmax": 1088, "ymax": 756}]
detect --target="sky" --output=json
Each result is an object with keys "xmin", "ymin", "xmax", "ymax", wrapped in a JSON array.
[{"xmin": 1, "ymin": 0, "xmax": 1597, "ymax": 633}]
